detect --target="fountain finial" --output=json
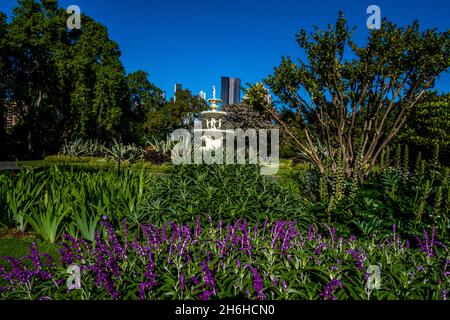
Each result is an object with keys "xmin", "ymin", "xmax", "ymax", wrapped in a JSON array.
[{"xmin": 208, "ymin": 85, "xmax": 222, "ymax": 111}]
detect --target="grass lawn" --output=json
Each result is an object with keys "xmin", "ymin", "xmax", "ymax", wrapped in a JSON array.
[
  {"xmin": 14, "ymin": 157, "xmax": 307, "ymax": 176},
  {"xmin": 0, "ymin": 231, "xmax": 59, "ymax": 262},
  {"xmin": 17, "ymin": 157, "xmax": 170, "ymax": 174}
]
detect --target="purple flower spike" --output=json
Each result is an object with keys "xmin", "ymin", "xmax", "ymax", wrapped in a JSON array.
[
  {"xmin": 320, "ymin": 279, "xmax": 343, "ymax": 300},
  {"xmin": 29, "ymin": 242, "xmax": 42, "ymax": 270},
  {"xmin": 308, "ymin": 224, "xmax": 316, "ymax": 241},
  {"xmin": 346, "ymin": 249, "xmax": 364, "ymax": 271},
  {"xmin": 201, "ymin": 260, "xmax": 216, "ymax": 294},
  {"xmin": 195, "ymin": 216, "xmax": 201, "ymax": 238},
  {"xmin": 179, "ymin": 272, "xmax": 185, "ymax": 292},
  {"xmin": 198, "ymin": 290, "xmax": 213, "ymax": 300},
  {"xmin": 246, "ymin": 265, "xmax": 265, "ymax": 300},
  {"xmin": 122, "ymin": 219, "xmax": 128, "ymax": 250},
  {"xmin": 314, "ymin": 243, "xmax": 327, "ymax": 255},
  {"xmin": 190, "ymin": 276, "xmax": 200, "ymax": 285},
  {"xmin": 416, "ymin": 228, "xmax": 436, "ymax": 257}
]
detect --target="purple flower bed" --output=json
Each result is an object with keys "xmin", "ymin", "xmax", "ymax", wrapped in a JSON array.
[{"xmin": 0, "ymin": 219, "xmax": 448, "ymax": 300}]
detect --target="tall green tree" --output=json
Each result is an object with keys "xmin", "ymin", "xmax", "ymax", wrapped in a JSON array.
[
  {"xmin": 5, "ymin": 0, "xmax": 64, "ymax": 156},
  {"xmin": 0, "ymin": 11, "xmax": 8, "ymax": 154},
  {"xmin": 55, "ymin": 11, "xmax": 129, "ymax": 141},
  {"xmin": 265, "ymin": 13, "xmax": 450, "ymax": 180},
  {"xmin": 126, "ymin": 70, "xmax": 165, "ymax": 143},
  {"xmin": 4, "ymin": 0, "xmax": 130, "ymax": 157}
]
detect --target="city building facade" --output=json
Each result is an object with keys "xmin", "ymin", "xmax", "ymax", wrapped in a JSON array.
[
  {"xmin": 221, "ymin": 76, "xmax": 241, "ymax": 105},
  {"xmin": 4, "ymin": 102, "xmax": 20, "ymax": 129}
]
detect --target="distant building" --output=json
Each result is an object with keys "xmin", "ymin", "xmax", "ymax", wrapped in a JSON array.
[
  {"xmin": 221, "ymin": 76, "xmax": 241, "ymax": 105},
  {"xmin": 4, "ymin": 102, "xmax": 20, "ymax": 129},
  {"xmin": 199, "ymin": 91, "xmax": 206, "ymax": 100}
]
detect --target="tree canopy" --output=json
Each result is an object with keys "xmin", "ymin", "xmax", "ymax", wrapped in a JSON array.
[
  {"xmin": 265, "ymin": 13, "xmax": 450, "ymax": 180},
  {"xmin": 222, "ymin": 82, "xmax": 275, "ymax": 130},
  {"xmin": 0, "ymin": 0, "xmax": 169, "ymax": 158},
  {"xmin": 1, "ymin": 4, "xmax": 449, "ymax": 165},
  {"xmin": 164, "ymin": 89, "xmax": 208, "ymax": 132},
  {"xmin": 126, "ymin": 70, "xmax": 165, "ymax": 143}
]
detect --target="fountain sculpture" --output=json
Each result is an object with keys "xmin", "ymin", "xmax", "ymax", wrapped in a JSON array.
[{"xmin": 194, "ymin": 86, "xmax": 233, "ymax": 150}]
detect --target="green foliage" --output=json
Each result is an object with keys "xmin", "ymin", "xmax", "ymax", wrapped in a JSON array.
[
  {"xmin": 142, "ymin": 137, "xmax": 173, "ymax": 164},
  {"xmin": 221, "ymin": 83, "xmax": 275, "ymax": 131},
  {"xmin": 60, "ymin": 13, "xmax": 129, "ymax": 141},
  {"xmin": 101, "ymin": 138, "xmax": 143, "ymax": 164},
  {"xmin": 0, "ymin": 170, "xmax": 46, "ymax": 231},
  {"xmin": 222, "ymin": 103, "xmax": 274, "ymax": 131},
  {"xmin": 0, "ymin": 220, "xmax": 448, "ymax": 300},
  {"xmin": 281, "ymin": 153, "xmax": 450, "ymax": 240},
  {"xmin": 0, "ymin": 0, "xmax": 136, "ymax": 158},
  {"xmin": 71, "ymin": 210, "xmax": 100, "ymax": 242},
  {"xmin": 163, "ymin": 89, "xmax": 208, "ymax": 132},
  {"xmin": 265, "ymin": 13, "xmax": 450, "ymax": 180},
  {"xmin": 126, "ymin": 70, "xmax": 166, "ymax": 143},
  {"xmin": 25, "ymin": 186, "xmax": 69, "ymax": 243},
  {"xmin": 0, "ymin": 11, "xmax": 7, "ymax": 153},
  {"xmin": 344, "ymin": 163, "xmax": 450, "ymax": 239},
  {"xmin": 328, "ymin": 150, "xmax": 346, "ymax": 215},
  {"xmin": 399, "ymin": 93, "xmax": 450, "ymax": 165},
  {"xmin": 145, "ymin": 137, "xmax": 174, "ymax": 156},
  {"xmin": 0, "ymin": 166, "xmax": 154, "ymax": 241},
  {"xmin": 59, "ymin": 138, "xmax": 148, "ymax": 166},
  {"xmin": 402, "ymin": 144, "xmax": 410, "ymax": 180},
  {"xmin": 0, "ymin": 236, "xmax": 58, "ymax": 261},
  {"xmin": 0, "ymin": 160, "xmax": 449, "ymax": 300},
  {"xmin": 137, "ymin": 164, "xmax": 310, "ymax": 226},
  {"xmin": 60, "ymin": 139, "xmax": 106, "ymax": 158}
]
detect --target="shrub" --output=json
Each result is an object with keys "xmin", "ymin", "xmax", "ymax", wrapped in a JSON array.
[{"xmin": 136, "ymin": 164, "xmax": 311, "ymax": 226}]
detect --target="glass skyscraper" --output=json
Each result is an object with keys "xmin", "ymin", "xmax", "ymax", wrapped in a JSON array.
[{"xmin": 221, "ymin": 76, "xmax": 241, "ymax": 105}]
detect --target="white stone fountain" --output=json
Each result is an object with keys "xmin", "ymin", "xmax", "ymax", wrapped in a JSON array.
[{"xmin": 193, "ymin": 86, "xmax": 232, "ymax": 150}]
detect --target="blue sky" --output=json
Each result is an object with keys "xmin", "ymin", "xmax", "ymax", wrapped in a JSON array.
[{"xmin": 1, "ymin": 0, "xmax": 449, "ymax": 99}]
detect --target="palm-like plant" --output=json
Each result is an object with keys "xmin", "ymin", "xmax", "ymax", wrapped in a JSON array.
[
  {"xmin": 143, "ymin": 136, "xmax": 174, "ymax": 163},
  {"xmin": 25, "ymin": 185, "xmax": 69, "ymax": 243},
  {"xmin": 60, "ymin": 139, "xmax": 106, "ymax": 157},
  {"xmin": 102, "ymin": 138, "xmax": 144, "ymax": 174}
]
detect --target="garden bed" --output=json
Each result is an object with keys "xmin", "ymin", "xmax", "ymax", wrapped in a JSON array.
[{"xmin": 0, "ymin": 218, "xmax": 448, "ymax": 300}]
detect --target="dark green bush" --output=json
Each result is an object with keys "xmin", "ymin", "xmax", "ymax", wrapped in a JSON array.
[{"xmin": 136, "ymin": 164, "xmax": 312, "ymax": 226}]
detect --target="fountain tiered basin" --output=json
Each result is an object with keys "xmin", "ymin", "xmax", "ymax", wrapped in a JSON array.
[{"xmin": 193, "ymin": 87, "xmax": 233, "ymax": 150}]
